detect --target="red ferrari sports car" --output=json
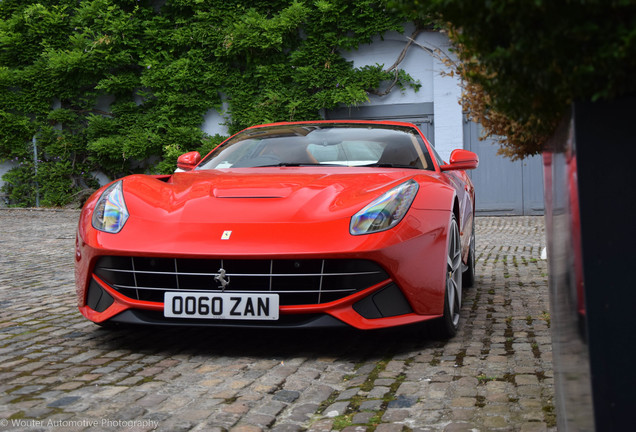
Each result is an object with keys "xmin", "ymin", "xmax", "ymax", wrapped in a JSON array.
[{"xmin": 75, "ymin": 120, "xmax": 478, "ymax": 338}]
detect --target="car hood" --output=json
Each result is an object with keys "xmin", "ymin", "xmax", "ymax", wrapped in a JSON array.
[{"xmin": 121, "ymin": 167, "xmax": 448, "ymax": 224}]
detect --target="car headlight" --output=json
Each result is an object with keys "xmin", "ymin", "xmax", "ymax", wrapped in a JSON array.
[
  {"xmin": 350, "ymin": 179, "xmax": 419, "ymax": 235},
  {"xmin": 92, "ymin": 180, "xmax": 129, "ymax": 233}
]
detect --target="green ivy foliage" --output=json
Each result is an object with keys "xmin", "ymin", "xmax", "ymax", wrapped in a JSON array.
[{"xmin": 0, "ymin": 0, "xmax": 420, "ymax": 207}]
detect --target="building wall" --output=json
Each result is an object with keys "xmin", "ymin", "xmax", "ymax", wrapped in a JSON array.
[{"xmin": 0, "ymin": 161, "xmax": 16, "ymax": 205}]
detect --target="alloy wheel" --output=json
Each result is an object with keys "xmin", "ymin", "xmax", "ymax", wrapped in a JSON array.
[{"xmin": 446, "ymin": 217, "xmax": 462, "ymax": 327}]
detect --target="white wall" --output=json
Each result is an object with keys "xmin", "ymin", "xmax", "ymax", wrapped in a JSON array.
[
  {"xmin": 429, "ymin": 32, "xmax": 464, "ymax": 162},
  {"xmin": 343, "ymin": 26, "xmax": 435, "ymax": 106},
  {"xmin": 0, "ymin": 161, "xmax": 17, "ymax": 207},
  {"xmin": 202, "ymin": 104, "xmax": 229, "ymax": 137}
]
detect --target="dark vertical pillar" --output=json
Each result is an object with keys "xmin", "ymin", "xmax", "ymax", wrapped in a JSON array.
[{"xmin": 574, "ymin": 97, "xmax": 636, "ymax": 430}]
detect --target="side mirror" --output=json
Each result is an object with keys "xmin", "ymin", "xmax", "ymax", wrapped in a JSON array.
[
  {"xmin": 439, "ymin": 149, "xmax": 479, "ymax": 171},
  {"xmin": 176, "ymin": 151, "xmax": 201, "ymax": 172}
]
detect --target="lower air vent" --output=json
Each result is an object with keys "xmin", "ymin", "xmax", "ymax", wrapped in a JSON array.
[{"xmin": 93, "ymin": 256, "xmax": 389, "ymax": 306}]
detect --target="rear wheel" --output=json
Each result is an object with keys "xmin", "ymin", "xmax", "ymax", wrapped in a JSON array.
[{"xmin": 431, "ymin": 215, "xmax": 463, "ymax": 339}]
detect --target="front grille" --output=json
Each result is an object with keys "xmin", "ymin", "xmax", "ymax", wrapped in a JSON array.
[{"xmin": 93, "ymin": 256, "xmax": 389, "ymax": 305}]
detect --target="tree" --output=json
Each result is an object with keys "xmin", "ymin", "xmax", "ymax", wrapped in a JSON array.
[{"xmin": 393, "ymin": 0, "xmax": 636, "ymax": 158}]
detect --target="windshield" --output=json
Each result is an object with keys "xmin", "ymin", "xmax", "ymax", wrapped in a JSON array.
[{"xmin": 196, "ymin": 123, "xmax": 434, "ymax": 170}]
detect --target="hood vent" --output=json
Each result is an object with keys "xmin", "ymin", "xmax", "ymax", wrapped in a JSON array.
[{"xmin": 212, "ymin": 187, "xmax": 293, "ymax": 198}]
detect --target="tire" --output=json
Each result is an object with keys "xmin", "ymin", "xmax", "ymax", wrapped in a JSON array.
[
  {"xmin": 431, "ymin": 215, "xmax": 463, "ymax": 339},
  {"xmin": 462, "ymin": 226, "xmax": 476, "ymax": 288}
]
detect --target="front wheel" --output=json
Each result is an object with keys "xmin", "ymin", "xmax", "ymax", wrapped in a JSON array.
[
  {"xmin": 430, "ymin": 215, "xmax": 463, "ymax": 339},
  {"xmin": 462, "ymin": 226, "xmax": 476, "ymax": 288}
]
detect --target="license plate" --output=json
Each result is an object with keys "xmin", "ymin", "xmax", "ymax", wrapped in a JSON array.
[{"xmin": 164, "ymin": 292, "xmax": 279, "ymax": 320}]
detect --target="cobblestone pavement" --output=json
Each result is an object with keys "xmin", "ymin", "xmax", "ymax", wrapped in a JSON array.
[{"xmin": 0, "ymin": 209, "xmax": 554, "ymax": 432}]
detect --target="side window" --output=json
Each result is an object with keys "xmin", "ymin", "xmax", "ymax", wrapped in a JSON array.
[{"xmin": 430, "ymin": 144, "xmax": 445, "ymax": 166}]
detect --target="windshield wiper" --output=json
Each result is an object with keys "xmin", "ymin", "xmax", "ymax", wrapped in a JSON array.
[
  {"xmin": 257, "ymin": 163, "xmax": 340, "ymax": 167},
  {"xmin": 362, "ymin": 163, "xmax": 419, "ymax": 169}
]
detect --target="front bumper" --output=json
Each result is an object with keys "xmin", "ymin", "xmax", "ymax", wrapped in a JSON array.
[{"xmin": 75, "ymin": 208, "xmax": 452, "ymax": 330}]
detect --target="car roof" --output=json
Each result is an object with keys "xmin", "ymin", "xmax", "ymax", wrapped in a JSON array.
[{"xmin": 243, "ymin": 120, "xmax": 420, "ymax": 130}]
